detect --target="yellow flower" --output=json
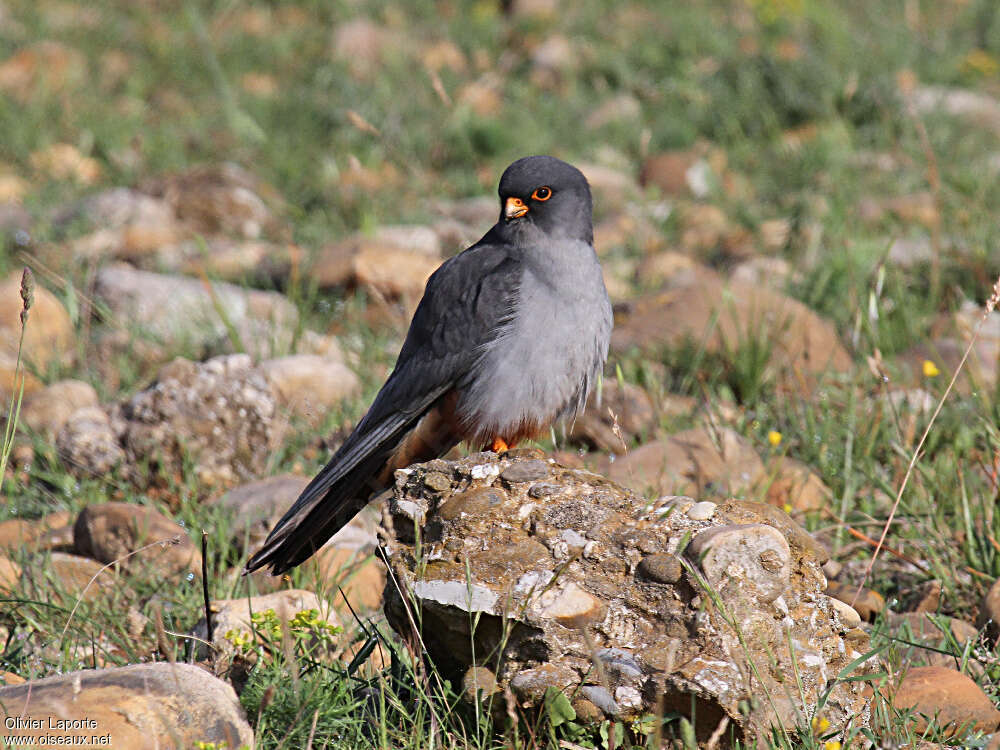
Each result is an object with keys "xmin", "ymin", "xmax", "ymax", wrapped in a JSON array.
[
  {"xmin": 963, "ymin": 49, "xmax": 999, "ymax": 77},
  {"xmin": 767, "ymin": 430, "xmax": 783, "ymax": 446},
  {"xmin": 824, "ymin": 742, "xmax": 841, "ymax": 750},
  {"xmin": 922, "ymin": 359, "xmax": 940, "ymax": 378},
  {"xmin": 783, "ymin": 503, "xmax": 793, "ymax": 514},
  {"xmin": 812, "ymin": 716, "xmax": 830, "ymax": 732}
]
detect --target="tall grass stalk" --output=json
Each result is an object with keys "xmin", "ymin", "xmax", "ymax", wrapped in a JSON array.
[{"xmin": 0, "ymin": 267, "xmax": 33, "ymax": 495}]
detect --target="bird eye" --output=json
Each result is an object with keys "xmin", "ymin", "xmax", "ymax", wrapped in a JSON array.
[{"xmin": 531, "ymin": 186, "xmax": 552, "ymax": 201}]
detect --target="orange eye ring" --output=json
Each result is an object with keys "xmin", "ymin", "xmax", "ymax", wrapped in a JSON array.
[{"xmin": 531, "ymin": 186, "xmax": 552, "ymax": 201}]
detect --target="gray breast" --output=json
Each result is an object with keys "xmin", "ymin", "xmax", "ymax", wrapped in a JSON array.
[{"xmin": 458, "ymin": 238, "xmax": 612, "ymax": 441}]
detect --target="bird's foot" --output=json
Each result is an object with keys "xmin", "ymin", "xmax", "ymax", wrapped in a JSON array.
[{"xmin": 490, "ymin": 437, "xmax": 509, "ymax": 453}]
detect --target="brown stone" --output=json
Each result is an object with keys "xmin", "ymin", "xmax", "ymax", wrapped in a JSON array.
[
  {"xmin": 763, "ymin": 456, "xmax": 830, "ymax": 513},
  {"xmin": 261, "ymin": 353, "xmax": 360, "ymax": 427},
  {"xmin": 640, "ymin": 150, "xmax": 701, "ymax": 196},
  {"xmin": 826, "ymin": 580, "xmax": 885, "ymax": 622},
  {"xmin": 0, "ymin": 41, "xmax": 86, "ymax": 101},
  {"xmin": 888, "ymin": 666, "xmax": 1000, "ymax": 736},
  {"xmin": 74, "ymin": 502, "xmax": 200, "ymax": 577},
  {"xmin": 20, "ymin": 552, "xmax": 115, "ymax": 603},
  {"xmin": 0, "ymin": 663, "xmax": 253, "ymax": 747},
  {"xmin": 310, "ymin": 546, "xmax": 386, "ymax": 612},
  {"xmin": 606, "ymin": 426, "xmax": 764, "ymax": 498},
  {"xmin": 0, "ymin": 271, "xmax": 75, "ymax": 400},
  {"xmin": 612, "ymin": 269, "xmax": 852, "ymax": 393},
  {"xmin": 0, "ymin": 556, "xmax": 19, "ymax": 593},
  {"xmin": 20, "ymin": 380, "xmax": 99, "ymax": 438},
  {"xmin": 568, "ymin": 380, "xmax": 656, "ymax": 453},
  {"xmin": 0, "ymin": 511, "xmax": 74, "ymax": 552}
]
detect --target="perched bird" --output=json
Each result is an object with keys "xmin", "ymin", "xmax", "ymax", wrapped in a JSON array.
[{"xmin": 245, "ymin": 155, "xmax": 612, "ymax": 575}]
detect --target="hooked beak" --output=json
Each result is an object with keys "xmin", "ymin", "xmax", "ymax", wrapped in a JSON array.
[{"xmin": 505, "ymin": 196, "xmax": 528, "ymax": 220}]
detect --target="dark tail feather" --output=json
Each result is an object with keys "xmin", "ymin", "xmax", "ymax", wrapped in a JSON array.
[{"xmin": 244, "ymin": 419, "xmax": 417, "ymax": 575}]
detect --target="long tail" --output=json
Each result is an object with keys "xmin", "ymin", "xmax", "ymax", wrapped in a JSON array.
[{"xmin": 244, "ymin": 391, "xmax": 455, "ymax": 575}]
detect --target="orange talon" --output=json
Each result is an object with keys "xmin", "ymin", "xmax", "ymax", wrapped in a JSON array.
[{"xmin": 491, "ymin": 437, "xmax": 509, "ymax": 453}]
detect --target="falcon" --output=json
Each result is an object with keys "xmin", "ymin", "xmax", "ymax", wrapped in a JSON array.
[{"xmin": 245, "ymin": 155, "xmax": 613, "ymax": 575}]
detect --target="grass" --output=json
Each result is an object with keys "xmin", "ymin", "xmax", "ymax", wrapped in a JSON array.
[{"xmin": 5, "ymin": 0, "xmax": 1000, "ymax": 746}]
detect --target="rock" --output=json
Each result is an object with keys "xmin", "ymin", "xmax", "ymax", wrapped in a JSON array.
[
  {"xmin": 887, "ymin": 666, "xmax": 1000, "ymax": 736},
  {"xmin": 763, "ymin": 456, "xmax": 830, "ymax": 513},
  {"xmin": 93, "ymin": 264, "xmax": 298, "ymax": 359},
  {"xmin": 634, "ymin": 250, "xmax": 702, "ymax": 287},
  {"xmin": 20, "ymin": 380, "xmax": 99, "ymax": 438},
  {"xmin": 55, "ymin": 406, "xmax": 125, "ymax": 476},
  {"xmin": 0, "ymin": 663, "xmax": 253, "ymax": 748},
  {"xmin": 19, "ymin": 552, "xmax": 115, "ymax": 603},
  {"xmin": 686, "ymin": 501, "xmax": 717, "ymax": 521},
  {"xmin": 576, "ymin": 163, "xmax": 641, "ymax": 213},
  {"xmin": 612, "ymin": 269, "xmax": 853, "ymax": 394},
  {"xmin": 382, "ymin": 454, "xmax": 872, "ymax": 742},
  {"xmin": 640, "ymin": 150, "xmax": 709, "ymax": 197},
  {"xmin": 261, "ymin": 353, "xmax": 360, "ymax": 426},
  {"xmin": 29, "ymin": 143, "xmax": 101, "ymax": 184},
  {"xmin": 0, "ymin": 511, "xmax": 73, "ymax": 552},
  {"xmin": 74, "ymin": 502, "xmax": 200, "ymax": 577},
  {"xmin": 826, "ymin": 580, "xmax": 885, "ymax": 622},
  {"xmin": 567, "ymin": 380, "xmax": 656, "ymax": 453},
  {"xmin": 140, "ymin": 162, "xmax": 285, "ymax": 241},
  {"xmin": 208, "ymin": 474, "xmax": 309, "ymax": 554},
  {"xmin": 888, "ymin": 612, "xmax": 982, "ymax": 673},
  {"xmin": 729, "ymin": 256, "xmax": 793, "ymax": 289},
  {"xmin": 462, "ymin": 666, "xmax": 499, "ymax": 702},
  {"xmin": 311, "ymin": 544, "xmax": 386, "ymax": 612},
  {"xmin": 313, "ymin": 227, "xmax": 442, "ymax": 298},
  {"xmin": 117, "ymin": 354, "xmax": 278, "ymax": 488},
  {"xmin": 0, "ymin": 555, "xmax": 19, "ymax": 593},
  {"xmin": 0, "ymin": 271, "xmax": 75, "ymax": 400},
  {"xmin": 907, "ymin": 85, "xmax": 1000, "ymax": 136},
  {"xmin": 0, "ymin": 40, "xmax": 86, "ymax": 101},
  {"xmin": 331, "ymin": 18, "xmax": 400, "ymax": 79},
  {"xmin": 55, "ymin": 187, "xmax": 182, "ymax": 259},
  {"xmin": 191, "ymin": 589, "xmax": 339, "ymax": 670},
  {"xmin": 585, "ymin": 94, "xmax": 641, "ymax": 130},
  {"xmin": 826, "ymin": 597, "xmax": 861, "ymax": 629},
  {"xmin": 606, "ymin": 426, "xmax": 764, "ymax": 498}
]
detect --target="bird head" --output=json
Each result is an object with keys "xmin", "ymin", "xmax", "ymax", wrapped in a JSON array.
[{"xmin": 496, "ymin": 155, "xmax": 593, "ymax": 245}]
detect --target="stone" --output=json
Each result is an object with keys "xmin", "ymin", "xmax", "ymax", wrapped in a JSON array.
[
  {"xmin": 612, "ymin": 268, "xmax": 853, "ymax": 394},
  {"xmin": 462, "ymin": 666, "xmax": 499, "ymax": 702},
  {"xmin": 93, "ymin": 264, "xmax": 298, "ymax": 359},
  {"xmin": 0, "ymin": 41, "xmax": 86, "ymax": 101},
  {"xmin": 606, "ymin": 426, "xmax": 764, "ymax": 498},
  {"xmin": 640, "ymin": 150, "xmax": 705, "ymax": 197},
  {"xmin": 826, "ymin": 580, "xmax": 885, "ymax": 622},
  {"xmin": 331, "ymin": 18, "xmax": 400, "ymax": 79},
  {"xmin": 729, "ymin": 256, "xmax": 793, "ymax": 289},
  {"xmin": 687, "ymin": 523, "xmax": 790, "ymax": 604},
  {"xmin": 20, "ymin": 380, "xmax": 99, "ymax": 438},
  {"xmin": 209, "ymin": 474, "xmax": 309, "ymax": 554},
  {"xmin": 887, "ymin": 666, "xmax": 1000, "ymax": 736},
  {"xmin": 313, "ymin": 227, "xmax": 442, "ymax": 298},
  {"xmin": 117, "ymin": 354, "xmax": 278, "ymax": 488},
  {"xmin": 0, "ymin": 663, "xmax": 253, "ymax": 748},
  {"xmin": 983, "ymin": 577, "xmax": 1000, "ymax": 634},
  {"xmin": 29, "ymin": 143, "xmax": 101, "ymax": 184},
  {"xmin": 0, "ymin": 511, "xmax": 73, "ymax": 552},
  {"xmin": 191, "ymin": 589, "xmax": 339, "ymax": 669},
  {"xmin": 55, "ymin": 406, "xmax": 125, "ymax": 476},
  {"xmin": 74, "ymin": 502, "xmax": 200, "ymax": 578},
  {"xmin": 567, "ymin": 380, "xmax": 656, "ymax": 453},
  {"xmin": 382, "ymin": 454, "xmax": 872, "ymax": 743},
  {"xmin": 763, "ymin": 456, "xmax": 830, "ymax": 513},
  {"xmin": 310, "ymin": 544, "xmax": 386, "ymax": 612},
  {"xmin": 585, "ymin": 94, "xmax": 641, "ymax": 130},
  {"xmin": 826, "ymin": 596, "xmax": 861, "ymax": 629},
  {"xmin": 907, "ymin": 85, "xmax": 1000, "ymax": 137},
  {"xmin": 140, "ymin": 162, "xmax": 285, "ymax": 241},
  {"xmin": 686, "ymin": 501, "xmax": 717, "ymax": 521},
  {"xmin": 0, "ymin": 271, "xmax": 75, "ymax": 400},
  {"xmin": 0, "ymin": 555, "xmax": 19, "ymax": 593},
  {"xmin": 19, "ymin": 552, "xmax": 115, "ymax": 604},
  {"xmin": 261, "ymin": 353, "xmax": 360, "ymax": 426},
  {"xmin": 888, "ymin": 612, "xmax": 982, "ymax": 673}
]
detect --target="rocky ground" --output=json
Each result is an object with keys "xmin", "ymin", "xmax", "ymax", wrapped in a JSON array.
[{"xmin": 4, "ymin": 0, "xmax": 1000, "ymax": 748}]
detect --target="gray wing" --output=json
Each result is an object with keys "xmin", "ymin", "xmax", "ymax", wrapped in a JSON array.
[{"xmin": 244, "ymin": 231, "xmax": 521, "ymax": 574}]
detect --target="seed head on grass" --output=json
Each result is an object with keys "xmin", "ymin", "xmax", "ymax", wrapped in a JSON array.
[{"xmin": 19, "ymin": 266, "xmax": 34, "ymax": 326}]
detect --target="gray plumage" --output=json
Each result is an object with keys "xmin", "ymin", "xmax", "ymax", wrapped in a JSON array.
[{"xmin": 245, "ymin": 155, "xmax": 612, "ymax": 575}]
